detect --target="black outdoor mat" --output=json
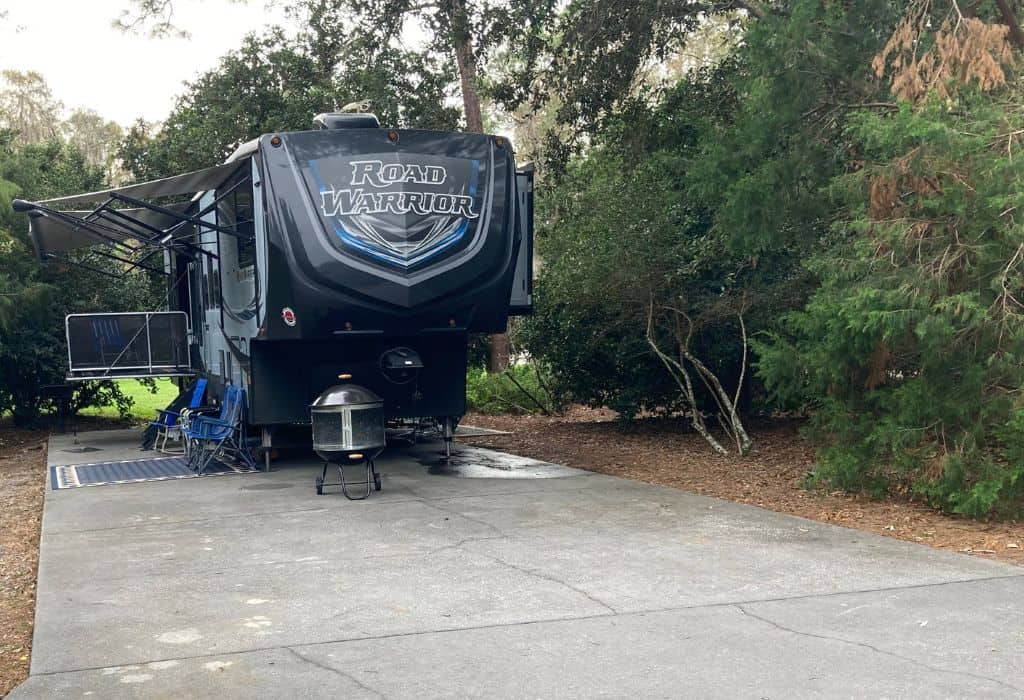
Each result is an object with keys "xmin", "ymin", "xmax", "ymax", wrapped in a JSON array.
[{"xmin": 49, "ymin": 456, "xmax": 256, "ymax": 490}]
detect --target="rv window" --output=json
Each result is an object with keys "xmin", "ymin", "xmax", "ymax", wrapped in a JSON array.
[
  {"xmin": 235, "ymin": 189, "xmax": 255, "ymax": 269},
  {"xmin": 188, "ymin": 261, "xmax": 204, "ymax": 344},
  {"xmin": 205, "ymin": 255, "xmax": 220, "ymax": 309},
  {"xmin": 217, "ymin": 175, "xmax": 256, "ymax": 269}
]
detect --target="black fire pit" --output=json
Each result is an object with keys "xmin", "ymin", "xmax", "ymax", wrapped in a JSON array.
[{"xmin": 310, "ymin": 384, "xmax": 386, "ymax": 499}]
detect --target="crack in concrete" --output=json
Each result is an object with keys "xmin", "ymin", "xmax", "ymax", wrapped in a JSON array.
[
  {"xmin": 286, "ymin": 647, "xmax": 389, "ymax": 699},
  {"xmin": 419, "ymin": 535, "xmax": 506, "ymax": 558},
  {"xmin": 416, "ymin": 500, "xmax": 618, "ymax": 613},
  {"xmin": 49, "ymin": 536, "xmax": 515, "ymax": 585},
  {"xmin": 27, "ymin": 573, "xmax": 1024, "ymax": 680},
  {"xmin": 478, "ymin": 552, "xmax": 618, "ymax": 615},
  {"xmin": 421, "ymin": 500, "xmax": 508, "ymax": 539},
  {"xmin": 735, "ymin": 604, "xmax": 1024, "ymax": 695}
]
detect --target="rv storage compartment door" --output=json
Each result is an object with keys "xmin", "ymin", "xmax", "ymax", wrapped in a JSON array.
[
  {"xmin": 65, "ymin": 312, "xmax": 193, "ymax": 380},
  {"xmin": 509, "ymin": 166, "xmax": 534, "ymax": 315}
]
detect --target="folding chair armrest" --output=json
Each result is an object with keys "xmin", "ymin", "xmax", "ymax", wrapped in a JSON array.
[{"xmin": 193, "ymin": 416, "xmax": 232, "ymax": 429}]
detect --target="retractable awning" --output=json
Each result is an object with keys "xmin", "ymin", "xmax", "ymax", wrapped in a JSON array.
[
  {"xmin": 40, "ymin": 160, "xmax": 246, "ymax": 208},
  {"xmin": 15, "ymin": 158, "xmax": 251, "ymax": 269}
]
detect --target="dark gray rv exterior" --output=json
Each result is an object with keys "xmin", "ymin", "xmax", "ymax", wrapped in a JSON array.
[
  {"xmin": 193, "ymin": 126, "xmax": 531, "ymax": 426},
  {"xmin": 20, "ymin": 117, "xmax": 534, "ymax": 453}
]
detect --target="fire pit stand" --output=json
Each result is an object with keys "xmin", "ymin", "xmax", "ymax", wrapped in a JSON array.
[{"xmin": 315, "ymin": 458, "xmax": 381, "ymax": 500}]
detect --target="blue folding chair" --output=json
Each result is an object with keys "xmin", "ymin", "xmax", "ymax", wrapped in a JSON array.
[
  {"xmin": 149, "ymin": 378, "xmax": 207, "ymax": 453},
  {"xmin": 183, "ymin": 385, "xmax": 255, "ymax": 474}
]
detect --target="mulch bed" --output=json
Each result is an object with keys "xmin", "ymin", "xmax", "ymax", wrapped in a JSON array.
[
  {"xmin": 459, "ymin": 409, "xmax": 1024, "ymax": 566},
  {"xmin": 0, "ymin": 425, "xmax": 47, "ymax": 697}
]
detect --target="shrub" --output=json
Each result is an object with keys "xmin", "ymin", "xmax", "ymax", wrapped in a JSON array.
[
  {"xmin": 757, "ymin": 97, "xmax": 1024, "ymax": 517},
  {"xmin": 465, "ymin": 363, "xmax": 562, "ymax": 415}
]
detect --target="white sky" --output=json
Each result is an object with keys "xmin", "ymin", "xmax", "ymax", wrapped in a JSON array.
[{"xmin": 0, "ymin": 0, "xmax": 293, "ymax": 125}]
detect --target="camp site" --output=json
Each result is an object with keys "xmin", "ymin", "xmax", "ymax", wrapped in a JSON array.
[{"xmin": 1, "ymin": 1, "xmax": 1024, "ymax": 697}]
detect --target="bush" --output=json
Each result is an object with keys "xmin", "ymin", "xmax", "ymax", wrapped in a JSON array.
[
  {"xmin": 757, "ymin": 98, "xmax": 1024, "ymax": 517},
  {"xmin": 517, "ymin": 280, "xmax": 686, "ymax": 418},
  {"xmin": 465, "ymin": 363, "xmax": 562, "ymax": 415},
  {"xmin": 517, "ymin": 70, "xmax": 805, "ymax": 443}
]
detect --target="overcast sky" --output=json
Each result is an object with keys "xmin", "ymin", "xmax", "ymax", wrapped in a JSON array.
[{"xmin": 0, "ymin": 0, "xmax": 293, "ymax": 125}]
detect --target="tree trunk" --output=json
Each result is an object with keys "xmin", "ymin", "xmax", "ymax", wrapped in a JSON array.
[
  {"xmin": 449, "ymin": 0, "xmax": 509, "ymax": 371},
  {"xmin": 646, "ymin": 304, "xmax": 728, "ymax": 455},
  {"xmin": 995, "ymin": 0, "xmax": 1024, "ymax": 50},
  {"xmin": 451, "ymin": 0, "xmax": 484, "ymax": 133}
]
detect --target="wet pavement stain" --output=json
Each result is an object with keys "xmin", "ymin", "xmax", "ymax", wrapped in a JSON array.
[{"xmin": 419, "ymin": 450, "xmax": 587, "ymax": 479}]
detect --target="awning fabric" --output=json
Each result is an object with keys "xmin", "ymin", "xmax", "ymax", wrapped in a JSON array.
[
  {"xmin": 40, "ymin": 160, "xmax": 246, "ymax": 208},
  {"xmin": 28, "ymin": 158, "xmax": 248, "ymax": 258}
]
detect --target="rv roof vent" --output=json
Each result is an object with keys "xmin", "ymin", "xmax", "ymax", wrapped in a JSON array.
[{"xmin": 312, "ymin": 113, "xmax": 381, "ymax": 130}]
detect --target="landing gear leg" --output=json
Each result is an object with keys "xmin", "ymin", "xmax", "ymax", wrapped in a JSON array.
[
  {"xmin": 261, "ymin": 426, "xmax": 272, "ymax": 472},
  {"xmin": 315, "ymin": 462, "xmax": 327, "ymax": 495},
  {"xmin": 442, "ymin": 416, "xmax": 454, "ymax": 461}
]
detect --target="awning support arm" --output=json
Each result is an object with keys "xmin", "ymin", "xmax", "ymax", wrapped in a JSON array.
[
  {"xmin": 98, "ymin": 205, "xmax": 214, "ymax": 260},
  {"xmin": 109, "ymin": 175, "xmax": 254, "ymax": 241},
  {"xmin": 45, "ymin": 254, "xmax": 124, "ymax": 279},
  {"xmin": 34, "ymin": 207, "xmax": 141, "ymax": 252},
  {"xmin": 88, "ymin": 248, "xmax": 168, "ymax": 276}
]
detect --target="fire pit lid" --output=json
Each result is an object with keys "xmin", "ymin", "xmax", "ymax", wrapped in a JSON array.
[{"xmin": 310, "ymin": 383, "xmax": 382, "ymax": 409}]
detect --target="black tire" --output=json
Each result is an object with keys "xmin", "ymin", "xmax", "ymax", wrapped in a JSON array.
[
  {"xmin": 315, "ymin": 476, "xmax": 324, "ymax": 496},
  {"xmin": 374, "ymin": 472, "xmax": 382, "ymax": 491}
]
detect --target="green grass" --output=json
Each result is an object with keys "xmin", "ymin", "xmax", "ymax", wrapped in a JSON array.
[{"xmin": 78, "ymin": 379, "xmax": 182, "ymax": 420}]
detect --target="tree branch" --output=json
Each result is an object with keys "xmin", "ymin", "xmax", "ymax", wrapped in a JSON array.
[
  {"xmin": 733, "ymin": 314, "xmax": 747, "ymax": 414},
  {"xmin": 647, "ymin": 301, "xmax": 728, "ymax": 454},
  {"xmin": 725, "ymin": 0, "xmax": 769, "ymax": 20},
  {"xmin": 503, "ymin": 369, "xmax": 553, "ymax": 416}
]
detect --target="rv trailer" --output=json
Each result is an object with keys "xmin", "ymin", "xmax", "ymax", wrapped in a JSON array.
[{"xmin": 15, "ymin": 113, "xmax": 534, "ymax": 467}]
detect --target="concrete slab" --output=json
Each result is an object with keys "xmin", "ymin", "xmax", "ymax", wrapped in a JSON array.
[
  {"xmin": 10, "ymin": 430, "xmax": 1024, "ymax": 698},
  {"xmin": 48, "ymin": 428, "xmax": 153, "ymax": 467}
]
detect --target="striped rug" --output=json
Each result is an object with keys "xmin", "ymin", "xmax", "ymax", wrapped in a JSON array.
[{"xmin": 49, "ymin": 456, "xmax": 256, "ymax": 490}]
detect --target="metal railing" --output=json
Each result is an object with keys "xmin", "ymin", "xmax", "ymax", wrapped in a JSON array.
[{"xmin": 65, "ymin": 311, "xmax": 193, "ymax": 380}]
